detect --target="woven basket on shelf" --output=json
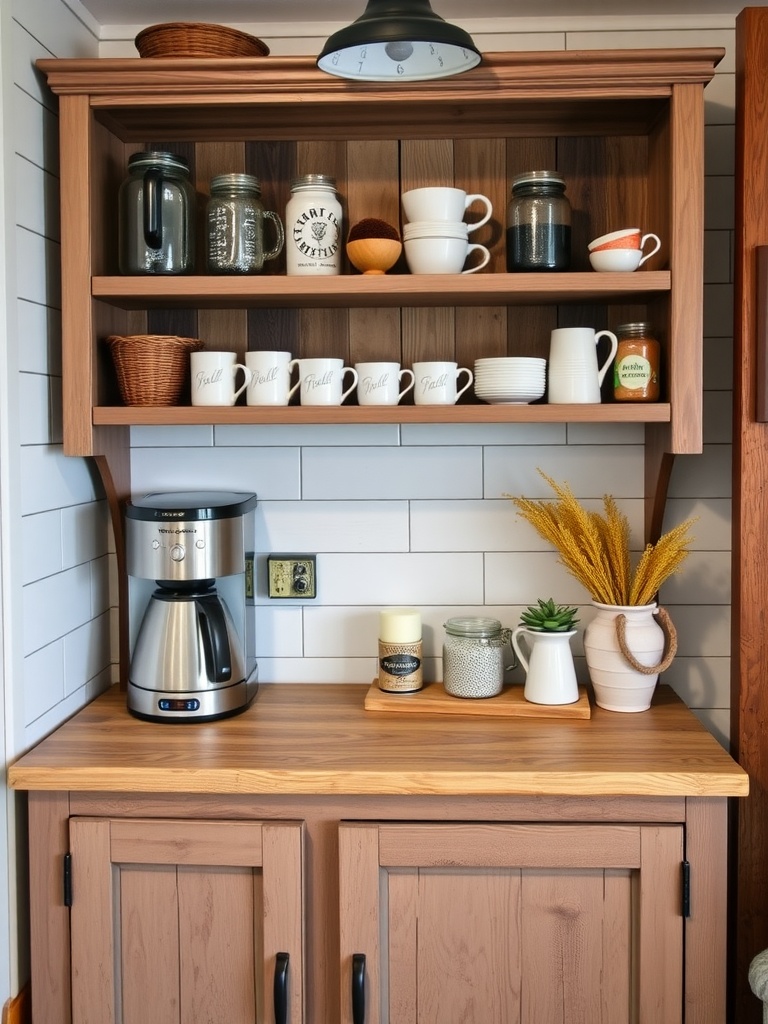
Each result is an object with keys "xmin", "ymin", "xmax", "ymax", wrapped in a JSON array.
[
  {"xmin": 135, "ymin": 22, "xmax": 270, "ymax": 58},
  {"xmin": 106, "ymin": 334, "xmax": 204, "ymax": 406}
]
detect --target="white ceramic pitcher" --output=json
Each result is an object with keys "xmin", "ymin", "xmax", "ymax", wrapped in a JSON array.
[
  {"xmin": 547, "ymin": 327, "xmax": 618, "ymax": 404},
  {"xmin": 512, "ymin": 626, "xmax": 579, "ymax": 705}
]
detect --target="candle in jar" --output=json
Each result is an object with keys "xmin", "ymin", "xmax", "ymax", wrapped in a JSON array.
[
  {"xmin": 378, "ymin": 608, "xmax": 423, "ymax": 693},
  {"xmin": 379, "ymin": 608, "xmax": 421, "ymax": 644}
]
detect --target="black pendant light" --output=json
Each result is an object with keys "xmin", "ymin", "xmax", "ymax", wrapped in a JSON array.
[{"xmin": 317, "ymin": 0, "xmax": 482, "ymax": 82}]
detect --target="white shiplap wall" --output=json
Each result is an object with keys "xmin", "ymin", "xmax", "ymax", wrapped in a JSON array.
[{"xmin": 0, "ymin": 4, "xmax": 735, "ymax": 1007}]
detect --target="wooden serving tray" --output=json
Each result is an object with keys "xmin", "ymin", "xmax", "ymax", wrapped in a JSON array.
[{"xmin": 364, "ymin": 681, "xmax": 591, "ymax": 719}]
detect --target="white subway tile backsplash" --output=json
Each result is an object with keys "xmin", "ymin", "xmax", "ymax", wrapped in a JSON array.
[
  {"xmin": 486, "ymin": 551, "xmax": 587, "ymax": 605},
  {"xmin": 704, "ymin": 71, "xmax": 736, "ymax": 124},
  {"xmin": 565, "ymin": 423, "xmax": 644, "ymax": 445},
  {"xmin": 484, "ymin": 445, "xmax": 644, "ymax": 499},
  {"xmin": 304, "ymin": 606, "xmax": 377, "ymax": 658},
  {"xmin": 401, "ymin": 422, "xmax": 566, "ymax": 446},
  {"xmin": 703, "ymin": 391, "xmax": 733, "ymax": 444},
  {"xmin": 705, "ymin": 176, "xmax": 735, "ymax": 232},
  {"xmin": 254, "ymin": 606, "xmax": 305, "ymax": 658},
  {"xmin": 255, "ymin": 658, "xmax": 377, "ymax": 684},
  {"xmin": 660, "ymin": 551, "xmax": 731, "ymax": 604},
  {"xmin": 660, "ymin": 603, "xmax": 730, "ymax": 658},
  {"xmin": 704, "ymin": 230, "xmax": 732, "ymax": 285},
  {"xmin": 704, "ymin": 334, "xmax": 733, "ymax": 391},
  {"xmin": 706, "ymin": 125, "xmax": 735, "ymax": 176},
  {"xmin": 130, "ymin": 425, "xmax": 214, "ymax": 447},
  {"xmin": 663, "ymin": 497, "xmax": 731, "ymax": 550},
  {"xmin": 664, "ymin": 656, "xmax": 730, "ymax": 710},
  {"xmin": 704, "ymin": 282, "xmax": 735, "ymax": 337},
  {"xmin": 311, "ymin": 552, "xmax": 485, "ymax": 605},
  {"xmin": 217, "ymin": 423, "xmax": 401, "ymax": 447},
  {"xmin": 302, "ymin": 446, "xmax": 483, "ymax": 500},
  {"xmin": 130, "ymin": 445, "xmax": 301, "ymax": 499},
  {"xmin": 256, "ymin": 500, "xmax": 409, "ymax": 552},
  {"xmin": 668, "ymin": 445, "xmax": 732, "ymax": 499}
]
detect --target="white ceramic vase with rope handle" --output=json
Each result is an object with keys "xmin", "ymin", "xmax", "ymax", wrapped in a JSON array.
[{"xmin": 583, "ymin": 602, "xmax": 677, "ymax": 712}]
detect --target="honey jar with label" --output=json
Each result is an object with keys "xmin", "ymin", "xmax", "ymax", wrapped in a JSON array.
[{"xmin": 613, "ymin": 322, "xmax": 661, "ymax": 401}]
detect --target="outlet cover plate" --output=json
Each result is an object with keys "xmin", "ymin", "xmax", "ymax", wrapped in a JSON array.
[{"xmin": 268, "ymin": 554, "xmax": 317, "ymax": 599}]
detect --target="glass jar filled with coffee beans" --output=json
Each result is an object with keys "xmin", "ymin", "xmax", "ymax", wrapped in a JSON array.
[{"xmin": 506, "ymin": 171, "xmax": 571, "ymax": 271}]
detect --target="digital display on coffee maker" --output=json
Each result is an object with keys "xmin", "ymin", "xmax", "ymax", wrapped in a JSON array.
[{"xmin": 158, "ymin": 698, "xmax": 201, "ymax": 712}]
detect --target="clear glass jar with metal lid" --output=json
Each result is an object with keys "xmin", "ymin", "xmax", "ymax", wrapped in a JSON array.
[
  {"xmin": 286, "ymin": 174, "xmax": 342, "ymax": 276},
  {"xmin": 613, "ymin": 321, "xmax": 661, "ymax": 402},
  {"xmin": 119, "ymin": 150, "xmax": 196, "ymax": 275},
  {"xmin": 506, "ymin": 170, "xmax": 571, "ymax": 272},
  {"xmin": 206, "ymin": 173, "xmax": 285, "ymax": 274},
  {"xmin": 442, "ymin": 617, "xmax": 514, "ymax": 699}
]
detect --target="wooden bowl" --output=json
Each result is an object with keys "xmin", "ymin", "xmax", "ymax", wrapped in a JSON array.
[{"xmin": 347, "ymin": 238, "xmax": 402, "ymax": 275}]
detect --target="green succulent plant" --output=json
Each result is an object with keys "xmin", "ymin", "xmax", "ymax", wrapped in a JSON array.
[{"xmin": 520, "ymin": 598, "xmax": 579, "ymax": 633}]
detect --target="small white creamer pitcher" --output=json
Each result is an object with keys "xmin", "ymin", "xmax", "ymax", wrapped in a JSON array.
[
  {"xmin": 512, "ymin": 626, "xmax": 580, "ymax": 705},
  {"xmin": 547, "ymin": 327, "xmax": 618, "ymax": 404}
]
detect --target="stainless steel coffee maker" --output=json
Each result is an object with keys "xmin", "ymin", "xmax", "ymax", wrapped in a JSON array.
[{"xmin": 125, "ymin": 490, "xmax": 258, "ymax": 722}]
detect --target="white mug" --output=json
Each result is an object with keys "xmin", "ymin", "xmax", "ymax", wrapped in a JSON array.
[
  {"xmin": 355, "ymin": 362, "xmax": 415, "ymax": 406},
  {"xmin": 401, "ymin": 187, "xmax": 493, "ymax": 233},
  {"xmin": 413, "ymin": 361, "xmax": 474, "ymax": 405},
  {"xmin": 245, "ymin": 350, "xmax": 294, "ymax": 406},
  {"xmin": 547, "ymin": 328, "xmax": 618, "ymax": 404},
  {"xmin": 190, "ymin": 351, "xmax": 252, "ymax": 406},
  {"xmin": 288, "ymin": 357, "xmax": 358, "ymax": 406},
  {"xmin": 404, "ymin": 234, "xmax": 491, "ymax": 275}
]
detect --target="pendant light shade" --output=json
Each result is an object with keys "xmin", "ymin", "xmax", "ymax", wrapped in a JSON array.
[{"xmin": 317, "ymin": 0, "xmax": 482, "ymax": 82}]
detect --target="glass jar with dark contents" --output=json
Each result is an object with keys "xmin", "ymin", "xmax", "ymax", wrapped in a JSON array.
[{"xmin": 506, "ymin": 171, "xmax": 571, "ymax": 271}]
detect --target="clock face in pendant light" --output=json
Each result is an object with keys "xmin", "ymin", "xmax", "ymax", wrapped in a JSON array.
[{"xmin": 316, "ymin": 0, "xmax": 482, "ymax": 82}]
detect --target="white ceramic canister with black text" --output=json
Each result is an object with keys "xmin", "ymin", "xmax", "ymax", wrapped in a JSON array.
[{"xmin": 286, "ymin": 174, "xmax": 342, "ymax": 275}]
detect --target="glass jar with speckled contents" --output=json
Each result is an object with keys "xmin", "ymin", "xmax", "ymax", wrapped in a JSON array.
[{"xmin": 442, "ymin": 617, "xmax": 515, "ymax": 699}]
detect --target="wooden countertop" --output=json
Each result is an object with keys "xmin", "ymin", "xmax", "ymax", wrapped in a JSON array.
[{"xmin": 7, "ymin": 684, "xmax": 748, "ymax": 798}]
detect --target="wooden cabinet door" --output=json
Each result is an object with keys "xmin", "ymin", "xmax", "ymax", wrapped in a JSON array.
[
  {"xmin": 69, "ymin": 817, "xmax": 304, "ymax": 1024},
  {"xmin": 339, "ymin": 822, "xmax": 683, "ymax": 1024}
]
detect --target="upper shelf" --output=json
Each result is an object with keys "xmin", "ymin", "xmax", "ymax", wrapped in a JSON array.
[{"xmin": 94, "ymin": 272, "xmax": 671, "ymax": 309}]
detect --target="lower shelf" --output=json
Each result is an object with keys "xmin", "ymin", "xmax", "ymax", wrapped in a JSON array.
[{"xmin": 93, "ymin": 403, "xmax": 671, "ymax": 426}]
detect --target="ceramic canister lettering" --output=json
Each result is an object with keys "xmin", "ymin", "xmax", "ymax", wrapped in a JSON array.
[
  {"xmin": 547, "ymin": 328, "xmax": 618, "ymax": 404},
  {"xmin": 289, "ymin": 357, "xmax": 358, "ymax": 406},
  {"xmin": 245, "ymin": 351, "xmax": 294, "ymax": 406},
  {"xmin": 355, "ymin": 362, "xmax": 415, "ymax": 406},
  {"xmin": 413, "ymin": 361, "xmax": 474, "ymax": 405},
  {"xmin": 190, "ymin": 351, "xmax": 252, "ymax": 406}
]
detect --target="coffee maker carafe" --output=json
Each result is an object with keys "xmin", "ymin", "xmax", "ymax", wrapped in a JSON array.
[{"xmin": 125, "ymin": 491, "xmax": 258, "ymax": 722}]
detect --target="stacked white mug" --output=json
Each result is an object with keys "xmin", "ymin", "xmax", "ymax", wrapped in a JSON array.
[{"xmin": 401, "ymin": 187, "xmax": 493, "ymax": 275}]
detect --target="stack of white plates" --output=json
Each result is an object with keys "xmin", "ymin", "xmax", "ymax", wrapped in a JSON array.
[{"xmin": 473, "ymin": 357, "xmax": 547, "ymax": 405}]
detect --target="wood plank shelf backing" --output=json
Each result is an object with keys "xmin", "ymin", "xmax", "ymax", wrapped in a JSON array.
[{"xmin": 364, "ymin": 681, "xmax": 592, "ymax": 719}]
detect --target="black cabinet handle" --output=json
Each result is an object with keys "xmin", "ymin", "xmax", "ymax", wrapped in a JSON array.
[
  {"xmin": 352, "ymin": 953, "xmax": 365, "ymax": 1024},
  {"xmin": 274, "ymin": 951, "xmax": 289, "ymax": 1024}
]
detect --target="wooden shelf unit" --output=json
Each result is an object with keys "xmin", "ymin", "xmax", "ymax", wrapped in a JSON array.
[{"xmin": 38, "ymin": 48, "xmax": 721, "ymax": 499}]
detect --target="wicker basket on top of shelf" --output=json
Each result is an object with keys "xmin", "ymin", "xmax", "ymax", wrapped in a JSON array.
[
  {"xmin": 134, "ymin": 22, "xmax": 270, "ymax": 58},
  {"xmin": 106, "ymin": 334, "xmax": 204, "ymax": 407}
]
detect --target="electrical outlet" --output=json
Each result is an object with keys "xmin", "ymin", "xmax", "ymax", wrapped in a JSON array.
[{"xmin": 268, "ymin": 554, "xmax": 317, "ymax": 599}]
